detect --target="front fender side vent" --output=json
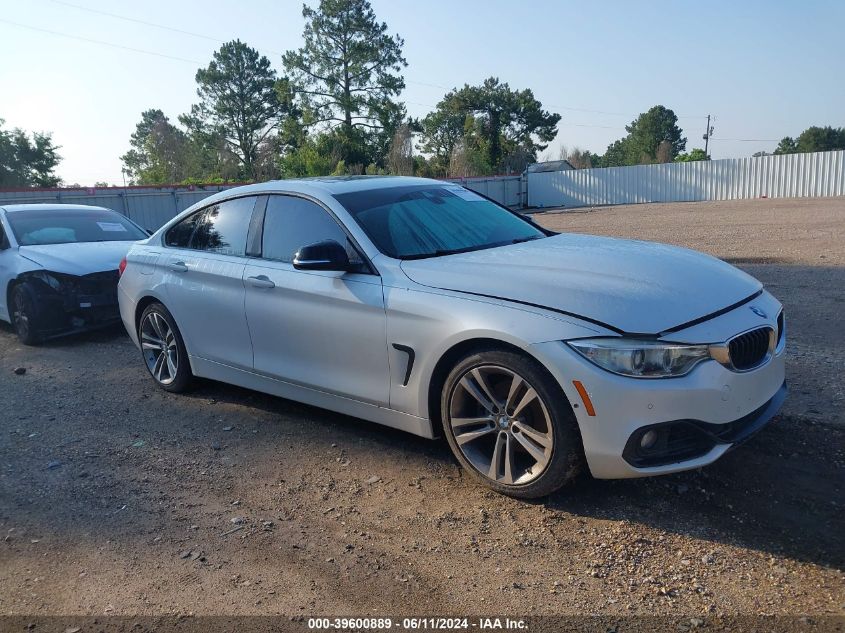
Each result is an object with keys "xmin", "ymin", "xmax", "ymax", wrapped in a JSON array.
[{"xmin": 392, "ymin": 344, "xmax": 415, "ymax": 386}]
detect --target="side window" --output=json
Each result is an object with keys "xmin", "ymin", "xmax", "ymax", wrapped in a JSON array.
[
  {"xmin": 165, "ymin": 208, "xmax": 205, "ymax": 249},
  {"xmin": 0, "ymin": 221, "xmax": 7, "ymax": 249},
  {"xmin": 261, "ymin": 195, "xmax": 362, "ymax": 266},
  {"xmin": 166, "ymin": 196, "xmax": 256, "ymax": 256}
]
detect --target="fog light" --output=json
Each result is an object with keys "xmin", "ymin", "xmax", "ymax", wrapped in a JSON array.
[{"xmin": 640, "ymin": 430, "xmax": 658, "ymax": 449}]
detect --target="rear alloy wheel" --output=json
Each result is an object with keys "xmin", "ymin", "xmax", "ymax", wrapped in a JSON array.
[
  {"xmin": 139, "ymin": 303, "xmax": 192, "ymax": 392},
  {"xmin": 11, "ymin": 282, "xmax": 43, "ymax": 345},
  {"xmin": 441, "ymin": 350, "xmax": 582, "ymax": 498}
]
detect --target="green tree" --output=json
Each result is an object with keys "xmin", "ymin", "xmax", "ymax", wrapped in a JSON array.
[
  {"xmin": 283, "ymin": 0, "xmax": 407, "ymax": 167},
  {"xmin": 452, "ymin": 77, "xmax": 560, "ymax": 171},
  {"xmin": 625, "ymin": 105, "xmax": 686, "ymax": 164},
  {"xmin": 601, "ymin": 139, "xmax": 628, "ymax": 167},
  {"xmin": 419, "ymin": 104, "xmax": 469, "ymax": 176},
  {"xmin": 795, "ymin": 126, "xmax": 845, "ymax": 153},
  {"xmin": 420, "ymin": 78, "xmax": 560, "ymax": 174},
  {"xmin": 121, "ymin": 109, "xmax": 193, "ymax": 184},
  {"xmin": 192, "ymin": 40, "xmax": 287, "ymax": 179},
  {"xmin": 278, "ymin": 129, "xmax": 344, "ymax": 178},
  {"xmin": 774, "ymin": 136, "xmax": 797, "ymax": 155},
  {"xmin": 599, "ymin": 105, "xmax": 686, "ymax": 166},
  {"xmin": 675, "ymin": 148, "xmax": 710, "ymax": 162},
  {"xmin": 0, "ymin": 118, "xmax": 61, "ymax": 187}
]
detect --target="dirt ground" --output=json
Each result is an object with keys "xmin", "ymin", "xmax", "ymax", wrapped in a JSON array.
[{"xmin": 0, "ymin": 197, "xmax": 843, "ymax": 623}]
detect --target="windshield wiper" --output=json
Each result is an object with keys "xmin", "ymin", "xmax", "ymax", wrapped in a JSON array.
[
  {"xmin": 401, "ymin": 235, "xmax": 546, "ymax": 260},
  {"xmin": 401, "ymin": 244, "xmax": 492, "ymax": 260},
  {"xmin": 511, "ymin": 235, "xmax": 544, "ymax": 244}
]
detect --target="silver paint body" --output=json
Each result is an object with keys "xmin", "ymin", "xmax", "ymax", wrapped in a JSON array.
[
  {"xmin": 0, "ymin": 204, "xmax": 137, "ymax": 323},
  {"xmin": 117, "ymin": 177, "xmax": 785, "ymax": 479}
]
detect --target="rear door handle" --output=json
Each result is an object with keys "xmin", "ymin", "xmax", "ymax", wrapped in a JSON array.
[
  {"xmin": 247, "ymin": 275, "xmax": 275, "ymax": 289},
  {"xmin": 169, "ymin": 261, "xmax": 188, "ymax": 273}
]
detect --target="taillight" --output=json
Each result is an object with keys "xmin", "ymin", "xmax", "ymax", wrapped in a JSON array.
[{"xmin": 118, "ymin": 257, "xmax": 128, "ymax": 277}]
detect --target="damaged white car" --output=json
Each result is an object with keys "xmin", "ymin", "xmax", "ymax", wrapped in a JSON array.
[{"xmin": 0, "ymin": 204, "xmax": 148, "ymax": 344}]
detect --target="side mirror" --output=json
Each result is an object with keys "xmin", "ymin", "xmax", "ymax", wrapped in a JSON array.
[{"xmin": 293, "ymin": 239, "xmax": 350, "ymax": 272}]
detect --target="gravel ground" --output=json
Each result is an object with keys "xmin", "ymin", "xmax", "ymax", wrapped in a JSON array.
[{"xmin": 0, "ymin": 197, "xmax": 843, "ymax": 622}]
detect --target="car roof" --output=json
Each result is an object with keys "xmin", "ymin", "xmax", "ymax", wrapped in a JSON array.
[
  {"xmin": 0, "ymin": 203, "xmax": 114, "ymax": 214},
  {"xmin": 211, "ymin": 175, "xmax": 445, "ymax": 198}
]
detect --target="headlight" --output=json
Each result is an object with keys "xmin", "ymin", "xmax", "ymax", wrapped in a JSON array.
[{"xmin": 567, "ymin": 338, "xmax": 711, "ymax": 378}]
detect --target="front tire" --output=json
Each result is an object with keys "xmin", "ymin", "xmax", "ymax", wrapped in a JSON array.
[
  {"xmin": 11, "ymin": 282, "xmax": 43, "ymax": 345},
  {"xmin": 138, "ymin": 302, "xmax": 192, "ymax": 393},
  {"xmin": 441, "ymin": 349, "xmax": 583, "ymax": 499}
]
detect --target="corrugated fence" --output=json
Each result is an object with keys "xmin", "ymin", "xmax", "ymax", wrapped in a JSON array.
[
  {"xmin": 2, "ymin": 150, "xmax": 844, "ymax": 226},
  {"xmin": 443, "ymin": 175, "xmax": 524, "ymax": 208},
  {"xmin": 0, "ymin": 177, "xmax": 523, "ymax": 231},
  {"xmin": 0, "ymin": 184, "xmax": 235, "ymax": 231},
  {"xmin": 528, "ymin": 150, "xmax": 845, "ymax": 208}
]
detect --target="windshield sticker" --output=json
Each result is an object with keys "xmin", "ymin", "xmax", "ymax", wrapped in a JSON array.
[
  {"xmin": 97, "ymin": 222, "xmax": 128, "ymax": 232},
  {"xmin": 444, "ymin": 186, "xmax": 485, "ymax": 202}
]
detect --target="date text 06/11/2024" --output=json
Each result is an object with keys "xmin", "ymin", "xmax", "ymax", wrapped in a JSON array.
[{"xmin": 306, "ymin": 617, "xmax": 528, "ymax": 630}]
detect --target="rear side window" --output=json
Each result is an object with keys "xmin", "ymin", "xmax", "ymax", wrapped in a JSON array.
[
  {"xmin": 261, "ymin": 195, "xmax": 360, "ymax": 265},
  {"xmin": 166, "ymin": 196, "xmax": 256, "ymax": 256},
  {"xmin": 165, "ymin": 209, "xmax": 205, "ymax": 248}
]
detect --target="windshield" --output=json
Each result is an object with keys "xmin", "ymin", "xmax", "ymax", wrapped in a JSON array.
[
  {"xmin": 7, "ymin": 208, "xmax": 147, "ymax": 246},
  {"xmin": 334, "ymin": 184, "xmax": 546, "ymax": 259}
]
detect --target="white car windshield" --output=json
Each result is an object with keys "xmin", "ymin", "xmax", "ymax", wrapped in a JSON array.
[
  {"xmin": 7, "ymin": 209, "xmax": 148, "ymax": 245},
  {"xmin": 335, "ymin": 184, "xmax": 547, "ymax": 259}
]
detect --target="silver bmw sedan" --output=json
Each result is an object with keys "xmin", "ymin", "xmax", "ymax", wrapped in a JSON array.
[{"xmin": 117, "ymin": 176, "xmax": 786, "ymax": 498}]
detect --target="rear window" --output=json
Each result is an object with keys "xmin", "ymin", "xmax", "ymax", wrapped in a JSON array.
[{"xmin": 7, "ymin": 208, "xmax": 147, "ymax": 245}]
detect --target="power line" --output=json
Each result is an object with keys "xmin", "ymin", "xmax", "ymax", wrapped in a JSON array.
[
  {"xmin": 0, "ymin": 18, "xmax": 202, "ymax": 64},
  {"xmin": 46, "ymin": 0, "xmax": 282, "ymax": 57},
  {"xmin": 8, "ymin": 9, "xmax": 738, "ymax": 138},
  {"xmin": 712, "ymin": 138, "xmax": 780, "ymax": 142},
  {"xmin": 43, "ymin": 0, "xmax": 450, "ymax": 91},
  {"xmin": 33, "ymin": 2, "xmax": 712, "ymax": 123}
]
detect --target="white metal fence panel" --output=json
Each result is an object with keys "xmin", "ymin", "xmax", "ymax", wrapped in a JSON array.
[
  {"xmin": 0, "ymin": 176, "xmax": 527, "ymax": 232},
  {"xmin": 443, "ymin": 175, "xmax": 523, "ymax": 208},
  {"xmin": 527, "ymin": 150, "xmax": 845, "ymax": 208},
  {"xmin": 0, "ymin": 185, "xmax": 236, "ymax": 231}
]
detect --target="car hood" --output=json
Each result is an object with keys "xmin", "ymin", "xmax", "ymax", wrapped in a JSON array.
[
  {"xmin": 399, "ymin": 233, "xmax": 762, "ymax": 334},
  {"xmin": 18, "ymin": 241, "xmax": 136, "ymax": 276}
]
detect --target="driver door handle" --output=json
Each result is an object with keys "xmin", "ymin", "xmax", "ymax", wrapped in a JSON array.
[{"xmin": 247, "ymin": 275, "xmax": 275, "ymax": 289}]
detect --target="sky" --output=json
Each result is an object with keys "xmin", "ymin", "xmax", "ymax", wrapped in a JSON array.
[{"xmin": 0, "ymin": 0, "xmax": 843, "ymax": 185}]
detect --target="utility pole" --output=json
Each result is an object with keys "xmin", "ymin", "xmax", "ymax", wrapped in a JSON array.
[{"xmin": 703, "ymin": 115, "xmax": 714, "ymax": 157}]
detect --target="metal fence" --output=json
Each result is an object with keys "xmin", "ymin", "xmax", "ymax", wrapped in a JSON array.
[
  {"xmin": 0, "ymin": 176, "xmax": 524, "ymax": 231},
  {"xmin": 0, "ymin": 184, "xmax": 236, "ymax": 231},
  {"xmin": 5, "ymin": 151, "xmax": 841, "ymax": 225},
  {"xmin": 443, "ymin": 175, "xmax": 524, "ymax": 208},
  {"xmin": 528, "ymin": 150, "xmax": 845, "ymax": 208}
]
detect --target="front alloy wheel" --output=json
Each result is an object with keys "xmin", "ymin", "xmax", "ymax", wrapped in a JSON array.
[{"xmin": 442, "ymin": 349, "xmax": 582, "ymax": 498}]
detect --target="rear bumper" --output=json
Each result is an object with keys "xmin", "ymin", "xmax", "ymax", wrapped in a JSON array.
[{"xmin": 117, "ymin": 283, "xmax": 140, "ymax": 349}]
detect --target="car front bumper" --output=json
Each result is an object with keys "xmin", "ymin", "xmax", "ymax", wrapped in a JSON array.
[
  {"xmin": 24, "ymin": 270, "xmax": 122, "ymax": 339},
  {"xmin": 531, "ymin": 326, "xmax": 786, "ymax": 480}
]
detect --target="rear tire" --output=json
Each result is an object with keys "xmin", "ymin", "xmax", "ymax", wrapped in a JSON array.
[
  {"xmin": 440, "ymin": 348, "xmax": 583, "ymax": 499},
  {"xmin": 11, "ymin": 282, "xmax": 43, "ymax": 346},
  {"xmin": 138, "ymin": 302, "xmax": 192, "ymax": 393}
]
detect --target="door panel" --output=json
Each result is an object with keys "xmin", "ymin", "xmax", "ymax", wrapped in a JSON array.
[
  {"xmin": 158, "ymin": 197, "xmax": 257, "ymax": 369},
  {"xmin": 242, "ymin": 194, "xmax": 389, "ymax": 406},
  {"xmin": 244, "ymin": 262, "xmax": 388, "ymax": 404}
]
